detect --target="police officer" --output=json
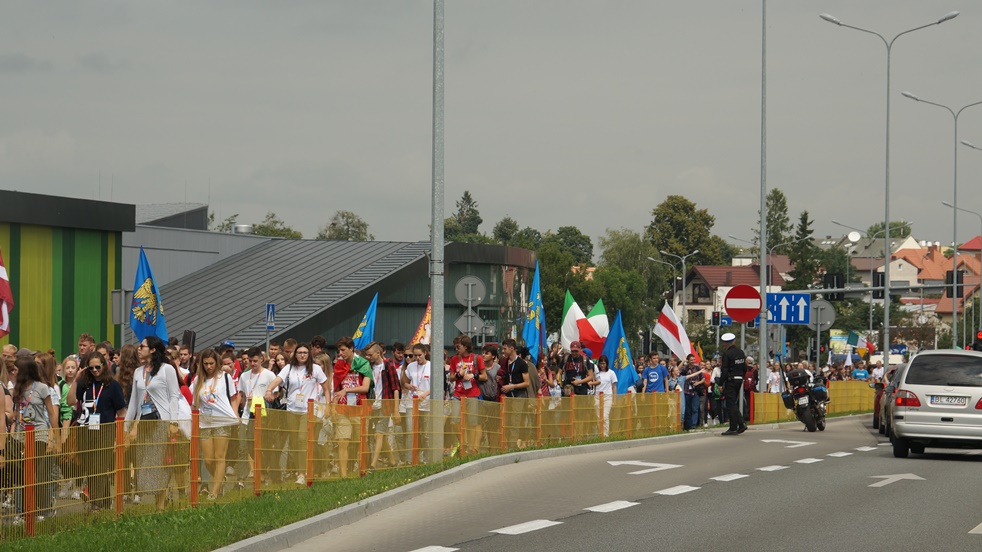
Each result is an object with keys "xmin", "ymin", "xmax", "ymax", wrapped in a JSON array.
[{"xmin": 719, "ymin": 333, "xmax": 748, "ymax": 435}]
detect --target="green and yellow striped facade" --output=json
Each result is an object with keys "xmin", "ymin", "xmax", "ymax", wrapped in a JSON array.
[{"xmin": 0, "ymin": 222, "xmax": 122, "ymax": 359}]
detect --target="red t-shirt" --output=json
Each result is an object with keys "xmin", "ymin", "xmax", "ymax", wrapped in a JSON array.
[
  {"xmin": 333, "ymin": 357, "xmax": 350, "ymax": 392},
  {"xmin": 450, "ymin": 353, "xmax": 485, "ymax": 398}
]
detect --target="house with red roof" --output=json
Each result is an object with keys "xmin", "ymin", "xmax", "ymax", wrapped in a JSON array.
[{"xmin": 672, "ymin": 264, "xmax": 785, "ymax": 325}]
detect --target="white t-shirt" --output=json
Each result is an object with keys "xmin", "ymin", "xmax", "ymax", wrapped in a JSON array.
[
  {"xmin": 767, "ymin": 370, "xmax": 782, "ymax": 393},
  {"xmin": 372, "ymin": 360, "xmax": 385, "ymax": 410},
  {"xmin": 277, "ymin": 364, "xmax": 327, "ymax": 413},
  {"xmin": 191, "ymin": 373, "xmax": 238, "ymax": 428},
  {"xmin": 238, "ymin": 368, "xmax": 276, "ymax": 419},
  {"xmin": 403, "ymin": 361, "xmax": 431, "ymax": 412},
  {"xmin": 871, "ymin": 366, "xmax": 884, "ymax": 382},
  {"xmin": 594, "ymin": 370, "xmax": 618, "ymax": 397}
]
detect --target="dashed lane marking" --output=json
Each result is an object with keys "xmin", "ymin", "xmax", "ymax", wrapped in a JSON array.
[
  {"xmin": 585, "ymin": 501, "xmax": 639, "ymax": 513},
  {"xmin": 710, "ymin": 473, "xmax": 749, "ymax": 482},
  {"xmin": 855, "ymin": 446, "xmax": 877, "ymax": 452},
  {"xmin": 757, "ymin": 465, "xmax": 788, "ymax": 472},
  {"xmin": 655, "ymin": 485, "xmax": 700, "ymax": 496},
  {"xmin": 491, "ymin": 520, "xmax": 563, "ymax": 535},
  {"xmin": 969, "ymin": 521, "xmax": 982, "ymax": 534},
  {"xmin": 795, "ymin": 458, "xmax": 822, "ymax": 464},
  {"xmin": 827, "ymin": 452, "xmax": 852, "ymax": 457},
  {"xmin": 409, "ymin": 547, "xmax": 459, "ymax": 552}
]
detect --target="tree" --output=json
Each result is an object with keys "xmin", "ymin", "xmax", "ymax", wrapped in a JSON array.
[
  {"xmin": 253, "ymin": 211, "xmax": 303, "ymax": 239},
  {"xmin": 543, "ymin": 226, "xmax": 593, "ymax": 265},
  {"xmin": 316, "ymin": 210, "xmax": 374, "ymax": 241},
  {"xmin": 591, "ymin": 266, "xmax": 649, "ymax": 341},
  {"xmin": 492, "ymin": 216, "xmax": 520, "ymax": 246},
  {"xmin": 647, "ymin": 195, "xmax": 726, "ymax": 266},
  {"xmin": 512, "ymin": 227, "xmax": 543, "ymax": 250},
  {"xmin": 786, "ymin": 210, "xmax": 820, "ymax": 289},
  {"xmin": 537, "ymin": 240, "xmax": 589, "ymax": 330},
  {"xmin": 209, "ymin": 212, "xmax": 238, "ymax": 233},
  {"xmin": 445, "ymin": 190, "xmax": 483, "ymax": 241},
  {"xmin": 753, "ymin": 188, "xmax": 794, "ymax": 254},
  {"xmin": 866, "ymin": 220, "xmax": 912, "ymax": 239},
  {"xmin": 597, "ymin": 228, "xmax": 663, "ymax": 335}
]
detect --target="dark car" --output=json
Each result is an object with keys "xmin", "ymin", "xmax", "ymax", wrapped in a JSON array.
[{"xmin": 876, "ymin": 364, "xmax": 906, "ymax": 436}]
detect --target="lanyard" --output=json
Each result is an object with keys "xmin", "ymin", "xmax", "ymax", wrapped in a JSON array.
[
  {"xmin": 89, "ymin": 383, "xmax": 105, "ymax": 410},
  {"xmin": 142, "ymin": 368, "xmax": 154, "ymax": 405}
]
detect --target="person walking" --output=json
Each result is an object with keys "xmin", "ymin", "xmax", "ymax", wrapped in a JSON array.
[
  {"xmin": 190, "ymin": 349, "xmax": 240, "ymax": 499},
  {"xmin": 719, "ymin": 333, "xmax": 747, "ymax": 436}
]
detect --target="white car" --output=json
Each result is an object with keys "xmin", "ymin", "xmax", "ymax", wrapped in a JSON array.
[{"xmin": 891, "ymin": 349, "xmax": 982, "ymax": 458}]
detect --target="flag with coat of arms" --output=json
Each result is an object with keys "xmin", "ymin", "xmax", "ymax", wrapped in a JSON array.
[
  {"xmin": 600, "ymin": 310, "xmax": 638, "ymax": 394},
  {"xmin": 353, "ymin": 292, "xmax": 379, "ymax": 350}
]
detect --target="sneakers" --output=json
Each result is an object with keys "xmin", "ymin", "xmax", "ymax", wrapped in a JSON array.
[
  {"xmin": 721, "ymin": 430, "xmax": 739, "ymax": 436},
  {"xmin": 737, "ymin": 425, "xmax": 748, "ymax": 434},
  {"xmin": 295, "ymin": 473, "xmax": 306, "ymax": 485}
]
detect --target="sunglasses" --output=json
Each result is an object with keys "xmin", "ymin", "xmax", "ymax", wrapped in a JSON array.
[{"xmin": 89, "ymin": 364, "xmax": 103, "ymax": 370}]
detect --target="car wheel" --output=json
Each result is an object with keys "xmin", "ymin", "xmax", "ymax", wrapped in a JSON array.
[
  {"xmin": 878, "ymin": 422, "xmax": 886, "ymax": 435},
  {"xmin": 910, "ymin": 443, "xmax": 925, "ymax": 454},
  {"xmin": 872, "ymin": 414, "xmax": 879, "ymax": 430},
  {"xmin": 893, "ymin": 437, "xmax": 909, "ymax": 458}
]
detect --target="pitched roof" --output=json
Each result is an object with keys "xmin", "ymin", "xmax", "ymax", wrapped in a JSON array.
[
  {"xmin": 136, "ymin": 203, "xmax": 208, "ymax": 225},
  {"xmin": 136, "ymin": 240, "xmax": 431, "ymax": 348},
  {"xmin": 960, "ymin": 235, "xmax": 982, "ymax": 252},
  {"xmin": 690, "ymin": 264, "xmax": 785, "ymax": 289}
]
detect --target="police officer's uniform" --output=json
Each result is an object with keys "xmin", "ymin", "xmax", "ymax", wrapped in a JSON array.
[{"xmin": 719, "ymin": 333, "xmax": 748, "ymax": 435}]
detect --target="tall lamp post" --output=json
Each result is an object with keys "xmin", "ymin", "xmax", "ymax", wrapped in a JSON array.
[
  {"xmin": 821, "ymin": 10, "xmax": 958, "ymax": 358},
  {"xmin": 832, "ymin": 220, "xmax": 913, "ymax": 337},
  {"xmin": 942, "ymin": 200, "xmax": 982, "ymax": 333},
  {"xmin": 659, "ymin": 250, "xmax": 699, "ymax": 327},
  {"xmin": 902, "ymin": 91, "xmax": 982, "ymax": 348}
]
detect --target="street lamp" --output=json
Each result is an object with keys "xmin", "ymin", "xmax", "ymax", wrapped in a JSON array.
[
  {"xmin": 659, "ymin": 250, "xmax": 699, "ymax": 326},
  {"xmin": 942, "ymin": 200, "xmax": 982, "ymax": 334},
  {"xmin": 821, "ymin": 9, "xmax": 958, "ymax": 358},
  {"xmin": 647, "ymin": 256, "xmax": 678, "ymax": 304},
  {"xmin": 903, "ymin": 91, "xmax": 982, "ymax": 348}
]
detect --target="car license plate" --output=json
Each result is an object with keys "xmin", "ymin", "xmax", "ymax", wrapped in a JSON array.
[
  {"xmin": 930, "ymin": 395, "xmax": 968, "ymax": 406},
  {"xmin": 797, "ymin": 396, "xmax": 808, "ymax": 406}
]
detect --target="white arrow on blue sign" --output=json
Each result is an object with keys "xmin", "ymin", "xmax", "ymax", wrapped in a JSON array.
[
  {"xmin": 766, "ymin": 293, "xmax": 810, "ymax": 325},
  {"xmin": 720, "ymin": 314, "xmax": 760, "ymax": 327},
  {"xmin": 266, "ymin": 303, "xmax": 275, "ymax": 331}
]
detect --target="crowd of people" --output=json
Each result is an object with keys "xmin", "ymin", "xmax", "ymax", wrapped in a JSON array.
[{"xmin": 0, "ymin": 330, "xmax": 884, "ymax": 525}]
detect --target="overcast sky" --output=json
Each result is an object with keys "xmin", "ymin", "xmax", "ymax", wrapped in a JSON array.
[{"xmin": 4, "ymin": 1, "xmax": 982, "ymax": 252}]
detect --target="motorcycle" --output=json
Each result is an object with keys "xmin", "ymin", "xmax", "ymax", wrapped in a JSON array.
[{"xmin": 781, "ymin": 367, "xmax": 828, "ymax": 432}]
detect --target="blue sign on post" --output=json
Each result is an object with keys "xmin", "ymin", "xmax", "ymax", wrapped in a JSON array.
[
  {"xmin": 720, "ymin": 314, "xmax": 760, "ymax": 327},
  {"xmin": 266, "ymin": 303, "xmax": 275, "ymax": 331},
  {"xmin": 766, "ymin": 293, "xmax": 810, "ymax": 325}
]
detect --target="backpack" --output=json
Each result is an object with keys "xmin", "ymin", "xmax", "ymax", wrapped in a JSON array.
[{"xmin": 479, "ymin": 363, "xmax": 500, "ymax": 401}]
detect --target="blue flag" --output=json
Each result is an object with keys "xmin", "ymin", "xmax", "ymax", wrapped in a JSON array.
[
  {"xmin": 130, "ymin": 247, "xmax": 168, "ymax": 343},
  {"xmin": 353, "ymin": 292, "xmax": 378, "ymax": 349},
  {"xmin": 522, "ymin": 261, "xmax": 545, "ymax": 360},
  {"xmin": 601, "ymin": 311, "xmax": 638, "ymax": 394}
]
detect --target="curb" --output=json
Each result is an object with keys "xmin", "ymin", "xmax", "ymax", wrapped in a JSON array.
[{"xmin": 216, "ymin": 431, "xmax": 710, "ymax": 552}]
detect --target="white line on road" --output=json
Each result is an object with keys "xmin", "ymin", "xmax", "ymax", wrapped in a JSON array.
[
  {"xmin": 711, "ymin": 473, "xmax": 749, "ymax": 482},
  {"xmin": 855, "ymin": 446, "xmax": 877, "ymax": 452},
  {"xmin": 757, "ymin": 465, "xmax": 789, "ymax": 472},
  {"xmin": 655, "ymin": 485, "xmax": 700, "ymax": 495},
  {"xmin": 409, "ymin": 547, "xmax": 460, "ymax": 552},
  {"xmin": 795, "ymin": 458, "xmax": 823, "ymax": 464},
  {"xmin": 491, "ymin": 520, "xmax": 563, "ymax": 535},
  {"xmin": 969, "ymin": 521, "xmax": 982, "ymax": 534},
  {"xmin": 585, "ymin": 501, "xmax": 639, "ymax": 513},
  {"xmin": 827, "ymin": 452, "xmax": 853, "ymax": 457},
  {"xmin": 878, "ymin": 442, "xmax": 890, "ymax": 446}
]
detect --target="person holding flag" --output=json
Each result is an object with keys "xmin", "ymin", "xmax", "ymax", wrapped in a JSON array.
[
  {"xmin": 522, "ymin": 261, "xmax": 545, "ymax": 361},
  {"xmin": 332, "ymin": 336, "xmax": 373, "ymax": 478}
]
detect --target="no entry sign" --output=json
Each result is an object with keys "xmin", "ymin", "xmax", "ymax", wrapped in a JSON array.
[{"xmin": 724, "ymin": 285, "xmax": 762, "ymax": 324}]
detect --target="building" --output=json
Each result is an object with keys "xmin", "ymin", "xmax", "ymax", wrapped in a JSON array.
[{"xmin": 671, "ymin": 264, "xmax": 785, "ymax": 325}]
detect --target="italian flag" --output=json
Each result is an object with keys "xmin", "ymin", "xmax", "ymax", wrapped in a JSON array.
[
  {"xmin": 560, "ymin": 291, "xmax": 585, "ymax": 351},
  {"xmin": 560, "ymin": 291, "xmax": 609, "ymax": 358}
]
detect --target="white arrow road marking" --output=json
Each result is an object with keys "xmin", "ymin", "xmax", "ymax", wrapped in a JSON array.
[
  {"xmin": 868, "ymin": 474, "xmax": 925, "ymax": 488},
  {"xmin": 655, "ymin": 485, "xmax": 700, "ymax": 496},
  {"xmin": 410, "ymin": 548, "xmax": 460, "ymax": 552},
  {"xmin": 761, "ymin": 439, "xmax": 815, "ymax": 448},
  {"xmin": 970, "ymin": 521, "xmax": 982, "ymax": 534},
  {"xmin": 711, "ymin": 473, "xmax": 749, "ymax": 482},
  {"xmin": 757, "ymin": 465, "xmax": 789, "ymax": 472},
  {"xmin": 607, "ymin": 460, "xmax": 683, "ymax": 475},
  {"xmin": 491, "ymin": 520, "xmax": 563, "ymax": 535},
  {"xmin": 855, "ymin": 446, "xmax": 878, "ymax": 452},
  {"xmin": 779, "ymin": 296, "xmax": 790, "ymax": 321},
  {"xmin": 585, "ymin": 501, "xmax": 639, "ymax": 513},
  {"xmin": 827, "ymin": 452, "xmax": 852, "ymax": 457},
  {"xmin": 795, "ymin": 458, "xmax": 823, "ymax": 464},
  {"xmin": 796, "ymin": 297, "xmax": 807, "ymax": 321}
]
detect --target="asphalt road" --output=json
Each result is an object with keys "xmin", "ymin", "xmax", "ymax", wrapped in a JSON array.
[{"xmin": 281, "ymin": 418, "xmax": 982, "ymax": 552}]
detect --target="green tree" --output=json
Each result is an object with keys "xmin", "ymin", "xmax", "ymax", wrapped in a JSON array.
[
  {"xmin": 753, "ymin": 188, "xmax": 794, "ymax": 254},
  {"xmin": 513, "ymin": 227, "xmax": 543, "ymax": 250},
  {"xmin": 537, "ymin": 240, "xmax": 589, "ymax": 330},
  {"xmin": 591, "ymin": 266, "xmax": 649, "ymax": 339},
  {"xmin": 492, "ymin": 216, "xmax": 520, "ymax": 246},
  {"xmin": 598, "ymin": 228, "xmax": 663, "ymax": 328},
  {"xmin": 316, "ymin": 210, "xmax": 374, "ymax": 241},
  {"xmin": 543, "ymin": 226, "xmax": 594, "ymax": 265},
  {"xmin": 786, "ymin": 210, "xmax": 820, "ymax": 290},
  {"xmin": 445, "ymin": 190, "xmax": 483, "ymax": 241},
  {"xmin": 209, "ymin": 212, "xmax": 238, "ymax": 233},
  {"xmin": 253, "ymin": 211, "xmax": 303, "ymax": 239},
  {"xmin": 647, "ymin": 195, "xmax": 726, "ymax": 265},
  {"xmin": 866, "ymin": 220, "xmax": 913, "ymax": 238}
]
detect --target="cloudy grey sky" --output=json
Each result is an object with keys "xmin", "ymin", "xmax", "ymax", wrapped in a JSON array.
[{"xmin": 4, "ymin": 1, "xmax": 982, "ymax": 250}]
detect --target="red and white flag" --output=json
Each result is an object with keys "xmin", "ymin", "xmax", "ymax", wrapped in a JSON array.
[
  {"xmin": 0, "ymin": 248, "xmax": 13, "ymax": 340},
  {"xmin": 653, "ymin": 303, "xmax": 692, "ymax": 361}
]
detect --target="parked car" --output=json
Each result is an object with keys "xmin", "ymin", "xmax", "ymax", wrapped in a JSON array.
[
  {"xmin": 871, "ymin": 365, "xmax": 902, "ymax": 430},
  {"xmin": 891, "ymin": 350, "xmax": 982, "ymax": 458},
  {"xmin": 878, "ymin": 364, "xmax": 908, "ymax": 437}
]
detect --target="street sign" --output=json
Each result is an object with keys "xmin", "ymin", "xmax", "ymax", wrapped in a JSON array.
[
  {"xmin": 265, "ymin": 303, "xmax": 275, "ymax": 332},
  {"xmin": 767, "ymin": 292, "xmax": 810, "ymax": 325},
  {"xmin": 720, "ymin": 314, "xmax": 760, "ymax": 327},
  {"xmin": 454, "ymin": 308, "xmax": 485, "ymax": 335},
  {"xmin": 724, "ymin": 285, "xmax": 762, "ymax": 324},
  {"xmin": 806, "ymin": 299, "xmax": 835, "ymax": 331},
  {"xmin": 454, "ymin": 276, "xmax": 486, "ymax": 306}
]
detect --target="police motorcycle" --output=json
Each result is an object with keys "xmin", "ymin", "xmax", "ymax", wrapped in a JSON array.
[{"xmin": 780, "ymin": 364, "xmax": 829, "ymax": 432}]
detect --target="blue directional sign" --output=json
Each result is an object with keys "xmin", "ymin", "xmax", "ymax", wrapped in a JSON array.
[
  {"xmin": 766, "ymin": 293, "xmax": 810, "ymax": 325},
  {"xmin": 720, "ymin": 314, "xmax": 760, "ymax": 327},
  {"xmin": 265, "ymin": 303, "xmax": 275, "ymax": 331}
]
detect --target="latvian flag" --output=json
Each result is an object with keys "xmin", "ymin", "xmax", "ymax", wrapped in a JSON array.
[{"xmin": 653, "ymin": 303, "xmax": 693, "ymax": 361}]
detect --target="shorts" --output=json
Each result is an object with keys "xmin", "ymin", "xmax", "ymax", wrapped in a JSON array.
[
  {"xmin": 335, "ymin": 414, "xmax": 356, "ymax": 441},
  {"xmin": 373, "ymin": 412, "xmax": 395, "ymax": 434},
  {"xmin": 450, "ymin": 396, "xmax": 482, "ymax": 426},
  {"xmin": 201, "ymin": 425, "xmax": 232, "ymax": 438}
]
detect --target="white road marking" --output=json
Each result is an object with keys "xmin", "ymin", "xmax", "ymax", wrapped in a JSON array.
[
  {"xmin": 757, "ymin": 465, "xmax": 788, "ymax": 472},
  {"xmin": 585, "ymin": 500, "xmax": 639, "ymax": 513},
  {"xmin": 761, "ymin": 439, "xmax": 814, "ymax": 448},
  {"xmin": 855, "ymin": 446, "xmax": 877, "ymax": 452},
  {"xmin": 655, "ymin": 485, "xmax": 700, "ymax": 495},
  {"xmin": 969, "ymin": 521, "xmax": 982, "ymax": 534},
  {"xmin": 878, "ymin": 442, "xmax": 890, "ymax": 446},
  {"xmin": 868, "ymin": 474, "xmax": 925, "ymax": 488},
  {"xmin": 827, "ymin": 452, "xmax": 852, "ymax": 457},
  {"xmin": 409, "ymin": 547, "xmax": 460, "ymax": 552},
  {"xmin": 795, "ymin": 458, "xmax": 823, "ymax": 464},
  {"xmin": 491, "ymin": 520, "xmax": 563, "ymax": 535},
  {"xmin": 711, "ymin": 473, "xmax": 749, "ymax": 482},
  {"xmin": 607, "ymin": 460, "xmax": 683, "ymax": 475}
]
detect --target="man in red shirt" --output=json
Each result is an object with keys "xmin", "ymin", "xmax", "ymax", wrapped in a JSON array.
[{"xmin": 449, "ymin": 335, "xmax": 487, "ymax": 455}]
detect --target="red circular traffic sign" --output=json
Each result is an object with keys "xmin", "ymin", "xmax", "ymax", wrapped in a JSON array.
[{"xmin": 724, "ymin": 284, "xmax": 762, "ymax": 324}]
